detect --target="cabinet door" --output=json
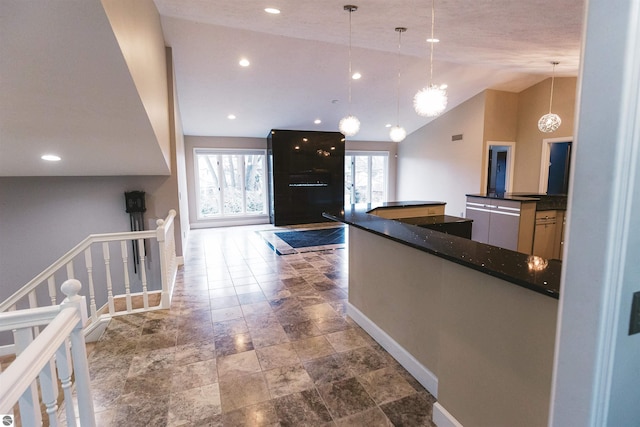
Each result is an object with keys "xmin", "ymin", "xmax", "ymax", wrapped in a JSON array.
[
  {"xmin": 533, "ymin": 211, "xmax": 557, "ymax": 259},
  {"xmin": 466, "ymin": 198, "xmax": 492, "ymax": 243},
  {"xmin": 488, "ymin": 208, "xmax": 521, "ymax": 250}
]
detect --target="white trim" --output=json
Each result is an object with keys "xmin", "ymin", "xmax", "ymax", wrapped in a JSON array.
[
  {"xmin": 0, "ymin": 344, "xmax": 15, "ymax": 357},
  {"xmin": 176, "ymin": 256, "xmax": 184, "ymax": 266},
  {"xmin": 433, "ymin": 402, "xmax": 464, "ymax": 427},
  {"xmin": 346, "ymin": 302, "xmax": 439, "ymax": 398},
  {"xmin": 538, "ymin": 136, "xmax": 573, "ymax": 193},
  {"xmin": 484, "ymin": 141, "xmax": 515, "ymax": 193},
  {"xmin": 190, "ymin": 216, "xmax": 270, "ymax": 229}
]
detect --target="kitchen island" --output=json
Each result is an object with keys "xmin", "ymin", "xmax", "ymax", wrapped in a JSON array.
[{"xmin": 324, "ymin": 201, "xmax": 559, "ymax": 427}]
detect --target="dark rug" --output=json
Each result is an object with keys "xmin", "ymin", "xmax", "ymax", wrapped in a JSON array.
[{"xmin": 275, "ymin": 227, "xmax": 345, "ymax": 248}]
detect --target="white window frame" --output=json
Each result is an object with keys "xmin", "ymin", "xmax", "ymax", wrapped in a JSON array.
[
  {"xmin": 345, "ymin": 150, "xmax": 390, "ymax": 204},
  {"xmin": 193, "ymin": 148, "xmax": 268, "ymax": 222}
]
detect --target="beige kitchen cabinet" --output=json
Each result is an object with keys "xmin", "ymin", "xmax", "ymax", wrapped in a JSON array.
[
  {"xmin": 533, "ymin": 210, "xmax": 565, "ymax": 259},
  {"xmin": 465, "ymin": 196, "xmax": 536, "ymax": 253}
]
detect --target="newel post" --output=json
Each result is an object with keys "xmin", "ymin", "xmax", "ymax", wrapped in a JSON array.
[{"xmin": 60, "ymin": 280, "xmax": 96, "ymax": 427}]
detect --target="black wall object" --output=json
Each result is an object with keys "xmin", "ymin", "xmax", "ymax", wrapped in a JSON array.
[
  {"xmin": 267, "ymin": 129, "xmax": 345, "ymax": 226},
  {"xmin": 124, "ymin": 191, "xmax": 147, "ymax": 272}
]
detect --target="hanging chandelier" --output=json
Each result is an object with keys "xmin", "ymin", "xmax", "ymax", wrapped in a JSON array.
[
  {"xmin": 538, "ymin": 61, "xmax": 562, "ymax": 133},
  {"xmin": 339, "ymin": 5, "xmax": 360, "ymax": 137},
  {"xmin": 414, "ymin": 0, "xmax": 448, "ymax": 117},
  {"xmin": 390, "ymin": 27, "xmax": 408, "ymax": 142}
]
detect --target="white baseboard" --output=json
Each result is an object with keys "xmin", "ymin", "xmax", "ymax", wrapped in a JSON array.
[
  {"xmin": 83, "ymin": 318, "xmax": 110, "ymax": 342},
  {"xmin": 433, "ymin": 402, "xmax": 464, "ymax": 427},
  {"xmin": 346, "ymin": 303, "xmax": 439, "ymax": 398}
]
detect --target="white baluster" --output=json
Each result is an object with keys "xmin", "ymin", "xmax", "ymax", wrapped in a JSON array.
[
  {"xmin": 60, "ymin": 279, "xmax": 96, "ymax": 427},
  {"xmin": 66, "ymin": 260, "xmax": 75, "ymax": 280},
  {"xmin": 84, "ymin": 247, "xmax": 97, "ymax": 321},
  {"xmin": 56, "ymin": 340, "xmax": 77, "ymax": 427},
  {"xmin": 13, "ymin": 327, "xmax": 42, "ymax": 426},
  {"xmin": 103, "ymin": 242, "xmax": 115, "ymax": 315},
  {"xmin": 28, "ymin": 291, "xmax": 40, "ymax": 339},
  {"xmin": 47, "ymin": 276, "xmax": 57, "ymax": 306},
  {"xmin": 138, "ymin": 238, "xmax": 149, "ymax": 309},
  {"xmin": 40, "ymin": 357, "xmax": 59, "ymax": 426},
  {"xmin": 121, "ymin": 241, "xmax": 132, "ymax": 312}
]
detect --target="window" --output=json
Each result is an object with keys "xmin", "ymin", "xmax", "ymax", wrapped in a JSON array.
[
  {"xmin": 345, "ymin": 152, "xmax": 389, "ymax": 204},
  {"xmin": 195, "ymin": 149, "xmax": 267, "ymax": 219}
]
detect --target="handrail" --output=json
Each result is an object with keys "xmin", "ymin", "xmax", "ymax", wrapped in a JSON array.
[
  {"xmin": 0, "ymin": 280, "xmax": 96, "ymax": 426},
  {"xmin": 0, "ymin": 211, "xmax": 176, "ymax": 313}
]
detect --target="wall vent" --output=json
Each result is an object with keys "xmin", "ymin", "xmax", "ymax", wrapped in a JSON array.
[{"xmin": 451, "ymin": 134, "xmax": 463, "ymax": 142}]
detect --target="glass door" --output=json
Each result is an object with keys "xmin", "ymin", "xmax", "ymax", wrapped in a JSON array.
[{"xmin": 345, "ymin": 152, "xmax": 388, "ymax": 204}]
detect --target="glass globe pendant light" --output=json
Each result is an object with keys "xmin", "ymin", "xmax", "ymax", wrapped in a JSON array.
[
  {"xmin": 339, "ymin": 5, "xmax": 360, "ymax": 137},
  {"xmin": 390, "ymin": 27, "xmax": 407, "ymax": 142},
  {"xmin": 414, "ymin": 0, "xmax": 448, "ymax": 117},
  {"xmin": 538, "ymin": 61, "xmax": 562, "ymax": 133}
]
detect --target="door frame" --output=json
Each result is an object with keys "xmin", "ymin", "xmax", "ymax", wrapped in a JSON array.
[
  {"xmin": 538, "ymin": 136, "xmax": 574, "ymax": 193},
  {"xmin": 484, "ymin": 141, "xmax": 516, "ymax": 194}
]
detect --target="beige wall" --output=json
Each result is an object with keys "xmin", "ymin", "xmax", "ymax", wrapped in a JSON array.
[
  {"xmin": 101, "ymin": 0, "xmax": 171, "ymax": 170},
  {"xmin": 349, "ymin": 226, "xmax": 558, "ymax": 427},
  {"xmin": 397, "ymin": 92, "xmax": 486, "ymax": 217},
  {"xmin": 513, "ymin": 77, "xmax": 577, "ymax": 192}
]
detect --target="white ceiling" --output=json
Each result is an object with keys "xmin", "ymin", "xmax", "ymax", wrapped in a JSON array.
[{"xmin": 0, "ymin": 0, "xmax": 585, "ymax": 177}]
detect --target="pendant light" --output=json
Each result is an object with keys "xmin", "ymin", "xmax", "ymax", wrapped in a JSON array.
[
  {"xmin": 390, "ymin": 27, "xmax": 408, "ymax": 143},
  {"xmin": 538, "ymin": 61, "xmax": 562, "ymax": 133},
  {"xmin": 339, "ymin": 5, "xmax": 360, "ymax": 137},
  {"xmin": 414, "ymin": 0, "xmax": 448, "ymax": 117}
]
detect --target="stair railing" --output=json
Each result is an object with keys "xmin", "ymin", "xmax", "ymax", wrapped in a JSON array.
[
  {"xmin": 0, "ymin": 280, "xmax": 96, "ymax": 427},
  {"xmin": 0, "ymin": 210, "xmax": 178, "ymax": 353}
]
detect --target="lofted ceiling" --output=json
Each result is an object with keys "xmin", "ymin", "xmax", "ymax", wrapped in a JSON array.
[{"xmin": 0, "ymin": 0, "xmax": 585, "ymax": 177}]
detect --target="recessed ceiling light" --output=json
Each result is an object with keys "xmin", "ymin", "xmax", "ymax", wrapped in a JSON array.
[
  {"xmin": 352, "ymin": 72, "xmax": 362, "ymax": 80},
  {"xmin": 239, "ymin": 58, "xmax": 250, "ymax": 67},
  {"xmin": 314, "ymin": 119, "xmax": 322, "ymax": 124},
  {"xmin": 227, "ymin": 114, "xmax": 236, "ymax": 120},
  {"xmin": 265, "ymin": 7, "xmax": 280, "ymax": 14},
  {"xmin": 302, "ymin": 138, "xmax": 308, "ymax": 142},
  {"xmin": 41, "ymin": 154, "xmax": 61, "ymax": 161},
  {"xmin": 427, "ymin": 38, "xmax": 440, "ymax": 43},
  {"xmin": 385, "ymin": 124, "xmax": 392, "ymax": 128}
]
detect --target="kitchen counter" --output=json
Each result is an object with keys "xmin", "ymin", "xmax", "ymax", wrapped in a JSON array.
[
  {"xmin": 467, "ymin": 192, "xmax": 568, "ymax": 211},
  {"xmin": 324, "ymin": 202, "xmax": 560, "ymax": 298}
]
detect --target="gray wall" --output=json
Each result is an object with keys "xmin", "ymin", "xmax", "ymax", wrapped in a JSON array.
[{"xmin": 0, "ymin": 175, "xmax": 178, "ymax": 302}]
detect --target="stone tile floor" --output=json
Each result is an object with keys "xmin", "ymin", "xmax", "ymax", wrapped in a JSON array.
[{"xmin": 86, "ymin": 225, "xmax": 437, "ymax": 426}]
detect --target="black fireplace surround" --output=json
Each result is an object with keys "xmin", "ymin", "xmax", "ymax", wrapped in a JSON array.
[{"xmin": 267, "ymin": 129, "xmax": 345, "ymax": 226}]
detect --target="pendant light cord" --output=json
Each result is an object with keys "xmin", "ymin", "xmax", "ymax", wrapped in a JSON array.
[
  {"xmin": 548, "ymin": 61, "xmax": 558, "ymax": 113},
  {"xmin": 396, "ymin": 28, "xmax": 406, "ymax": 126},
  {"xmin": 348, "ymin": 7, "xmax": 354, "ymax": 107},
  {"xmin": 429, "ymin": 0, "xmax": 435, "ymax": 84}
]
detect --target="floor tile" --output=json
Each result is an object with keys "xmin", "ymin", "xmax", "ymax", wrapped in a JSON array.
[
  {"xmin": 337, "ymin": 346, "xmax": 390, "ymax": 376},
  {"xmin": 325, "ymin": 328, "xmax": 370, "ymax": 352},
  {"xmin": 272, "ymin": 388, "xmax": 333, "ymax": 426},
  {"xmin": 335, "ymin": 406, "xmax": 394, "ymax": 426},
  {"xmin": 251, "ymin": 325, "xmax": 291, "ymax": 348},
  {"xmin": 210, "ymin": 295, "xmax": 240, "ymax": 309},
  {"xmin": 174, "ymin": 340, "xmax": 216, "ymax": 365},
  {"xmin": 263, "ymin": 364, "xmax": 315, "ymax": 398},
  {"xmin": 211, "ymin": 305, "xmax": 244, "ymax": 321},
  {"xmin": 171, "ymin": 358, "xmax": 218, "ymax": 392},
  {"xmin": 380, "ymin": 391, "xmax": 437, "ymax": 427},
  {"xmin": 215, "ymin": 332, "xmax": 254, "ymax": 357},
  {"xmin": 256, "ymin": 342, "xmax": 300, "ymax": 370},
  {"xmin": 222, "ymin": 401, "xmax": 280, "ymax": 427},
  {"xmin": 217, "ymin": 350, "xmax": 262, "ymax": 378},
  {"xmin": 167, "ymin": 383, "xmax": 222, "ymax": 426},
  {"xmin": 317, "ymin": 377, "xmax": 377, "ymax": 419},
  {"xmin": 292, "ymin": 335, "xmax": 335, "ymax": 362},
  {"xmin": 282, "ymin": 320, "xmax": 323, "ymax": 340},
  {"xmin": 218, "ymin": 372, "xmax": 271, "ymax": 413},
  {"xmin": 357, "ymin": 367, "xmax": 416, "ymax": 405},
  {"xmin": 303, "ymin": 354, "xmax": 353, "ymax": 385}
]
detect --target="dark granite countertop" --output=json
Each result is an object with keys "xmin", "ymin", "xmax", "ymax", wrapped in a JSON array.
[
  {"xmin": 369, "ymin": 200, "xmax": 446, "ymax": 209},
  {"xmin": 466, "ymin": 193, "xmax": 567, "ymax": 211},
  {"xmin": 398, "ymin": 215, "xmax": 472, "ymax": 226},
  {"xmin": 324, "ymin": 202, "xmax": 560, "ymax": 299}
]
